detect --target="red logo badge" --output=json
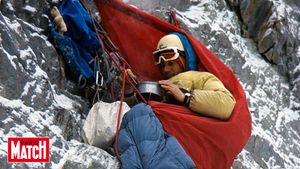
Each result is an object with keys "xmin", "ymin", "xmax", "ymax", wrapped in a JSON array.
[{"xmin": 7, "ymin": 137, "xmax": 50, "ymax": 163}]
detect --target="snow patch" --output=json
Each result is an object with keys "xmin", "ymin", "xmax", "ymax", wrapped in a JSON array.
[
  {"xmin": 7, "ymin": 2, "xmax": 15, "ymax": 11},
  {"xmin": 2, "ymin": 48, "xmax": 18, "ymax": 70},
  {"xmin": 0, "ymin": 97, "xmax": 32, "ymax": 112},
  {"xmin": 18, "ymin": 47, "xmax": 48, "ymax": 78},
  {"xmin": 23, "ymin": 5, "xmax": 37, "ymax": 13},
  {"xmin": 3, "ymin": 16, "xmax": 21, "ymax": 34},
  {"xmin": 236, "ymin": 150, "xmax": 261, "ymax": 169},
  {"xmin": 0, "ymin": 129, "xmax": 8, "ymax": 154},
  {"xmin": 20, "ymin": 47, "xmax": 36, "ymax": 61},
  {"xmin": 2, "ymin": 117, "xmax": 14, "ymax": 124},
  {"xmin": 273, "ymin": 1, "xmax": 286, "ymax": 19},
  {"xmin": 22, "ymin": 132, "xmax": 37, "ymax": 137},
  {"xmin": 275, "ymin": 108, "xmax": 300, "ymax": 131},
  {"xmin": 53, "ymin": 93, "xmax": 76, "ymax": 110},
  {"xmin": 49, "ymin": 125, "xmax": 62, "ymax": 136},
  {"xmin": 17, "ymin": 18, "xmax": 43, "ymax": 33},
  {"xmin": 31, "ymin": 32, "xmax": 53, "ymax": 47},
  {"xmin": 33, "ymin": 66, "xmax": 48, "ymax": 79},
  {"xmin": 21, "ymin": 81, "xmax": 36, "ymax": 97},
  {"xmin": 290, "ymin": 96, "xmax": 300, "ymax": 108},
  {"xmin": 28, "ymin": 111, "xmax": 51, "ymax": 130},
  {"xmin": 7, "ymin": 124, "xmax": 31, "ymax": 136},
  {"xmin": 293, "ymin": 47, "xmax": 300, "ymax": 74}
]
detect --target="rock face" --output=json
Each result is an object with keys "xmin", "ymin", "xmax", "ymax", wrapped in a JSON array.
[
  {"xmin": 0, "ymin": 0, "xmax": 119, "ymax": 168},
  {"xmin": 0, "ymin": 0, "xmax": 299, "ymax": 169},
  {"xmin": 226, "ymin": 0, "xmax": 300, "ymax": 100}
]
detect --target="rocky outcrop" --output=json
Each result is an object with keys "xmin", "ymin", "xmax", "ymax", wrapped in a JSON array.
[
  {"xmin": 225, "ymin": 0, "xmax": 300, "ymax": 102},
  {"xmin": 0, "ymin": 0, "xmax": 119, "ymax": 168}
]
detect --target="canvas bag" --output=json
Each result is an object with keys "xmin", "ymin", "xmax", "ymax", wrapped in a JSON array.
[{"xmin": 81, "ymin": 101, "xmax": 130, "ymax": 149}]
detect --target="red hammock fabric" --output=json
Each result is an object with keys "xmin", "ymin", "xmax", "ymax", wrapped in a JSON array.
[{"xmin": 95, "ymin": 0, "xmax": 252, "ymax": 168}]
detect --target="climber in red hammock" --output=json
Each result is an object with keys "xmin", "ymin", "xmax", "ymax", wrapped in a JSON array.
[
  {"xmin": 124, "ymin": 33, "xmax": 236, "ymax": 120},
  {"xmin": 115, "ymin": 33, "xmax": 237, "ymax": 169},
  {"xmin": 95, "ymin": 1, "xmax": 251, "ymax": 168}
]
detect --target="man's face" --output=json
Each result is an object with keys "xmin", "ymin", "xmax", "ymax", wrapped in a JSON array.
[{"xmin": 160, "ymin": 60, "xmax": 184, "ymax": 79}]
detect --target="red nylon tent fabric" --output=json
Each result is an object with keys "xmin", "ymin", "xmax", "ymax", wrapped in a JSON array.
[{"xmin": 95, "ymin": 0, "xmax": 252, "ymax": 168}]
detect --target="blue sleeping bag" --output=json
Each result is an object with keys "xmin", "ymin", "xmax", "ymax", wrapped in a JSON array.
[
  {"xmin": 117, "ymin": 103, "xmax": 196, "ymax": 169},
  {"xmin": 57, "ymin": 0, "xmax": 102, "ymax": 64},
  {"xmin": 51, "ymin": 0, "xmax": 103, "ymax": 84}
]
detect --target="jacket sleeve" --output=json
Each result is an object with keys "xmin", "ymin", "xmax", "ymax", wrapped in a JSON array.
[
  {"xmin": 170, "ymin": 71, "xmax": 236, "ymax": 120},
  {"xmin": 189, "ymin": 73, "xmax": 236, "ymax": 120}
]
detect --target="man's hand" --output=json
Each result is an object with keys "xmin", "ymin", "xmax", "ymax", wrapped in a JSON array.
[
  {"xmin": 119, "ymin": 69, "xmax": 137, "ymax": 94},
  {"xmin": 51, "ymin": 6, "xmax": 67, "ymax": 33},
  {"xmin": 159, "ymin": 80, "xmax": 185, "ymax": 102},
  {"xmin": 126, "ymin": 69, "xmax": 137, "ymax": 83}
]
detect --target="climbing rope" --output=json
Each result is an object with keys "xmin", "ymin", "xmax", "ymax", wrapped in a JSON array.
[
  {"xmin": 114, "ymin": 62, "xmax": 127, "ymax": 161},
  {"xmin": 80, "ymin": 0, "xmax": 149, "ymax": 162},
  {"xmin": 169, "ymin": 9, "xmax": 181, "ymax": 28}
]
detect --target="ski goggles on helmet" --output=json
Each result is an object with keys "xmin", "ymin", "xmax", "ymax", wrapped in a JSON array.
[{"xmin": 153, "ymin": 46, "xmax": 185, "ymax": 65}]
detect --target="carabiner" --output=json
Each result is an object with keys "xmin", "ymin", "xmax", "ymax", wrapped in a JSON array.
[{"xmin": 95, "ymin": 71, "xmax": 104, "ymax": 86}]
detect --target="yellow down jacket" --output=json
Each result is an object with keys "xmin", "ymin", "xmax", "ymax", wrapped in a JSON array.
[{"xmin": 169, "ymin": 71, "xmax": 236, "ymax": 120}]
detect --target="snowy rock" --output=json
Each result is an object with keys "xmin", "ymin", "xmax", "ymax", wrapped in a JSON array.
[
  {"xmin": 58, "ymin": 140, "xmax": 119, "ymax": 169},
  {"xmin": 0, "ymin": 0, "xmax": 119, "ymax": 169},
  {"xmin": 127, "ymin": 0, "xmax": 300, "ymax": 168},
  {"xmin": 225, "ymin": 0, "xmax": 300, "ymax": 103}
]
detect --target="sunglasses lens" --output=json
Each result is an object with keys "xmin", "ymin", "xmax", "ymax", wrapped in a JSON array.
[
  {"xmin": 161, "ymin": 52, "xmax": 176, "ymax": 59},
  {"xmin": 154, "ymin": 47, "xmax": 185, "ymax": 64},
  {"xmin": 155, "ymin": 51, "xmax": 178, "ymax": 64}
]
